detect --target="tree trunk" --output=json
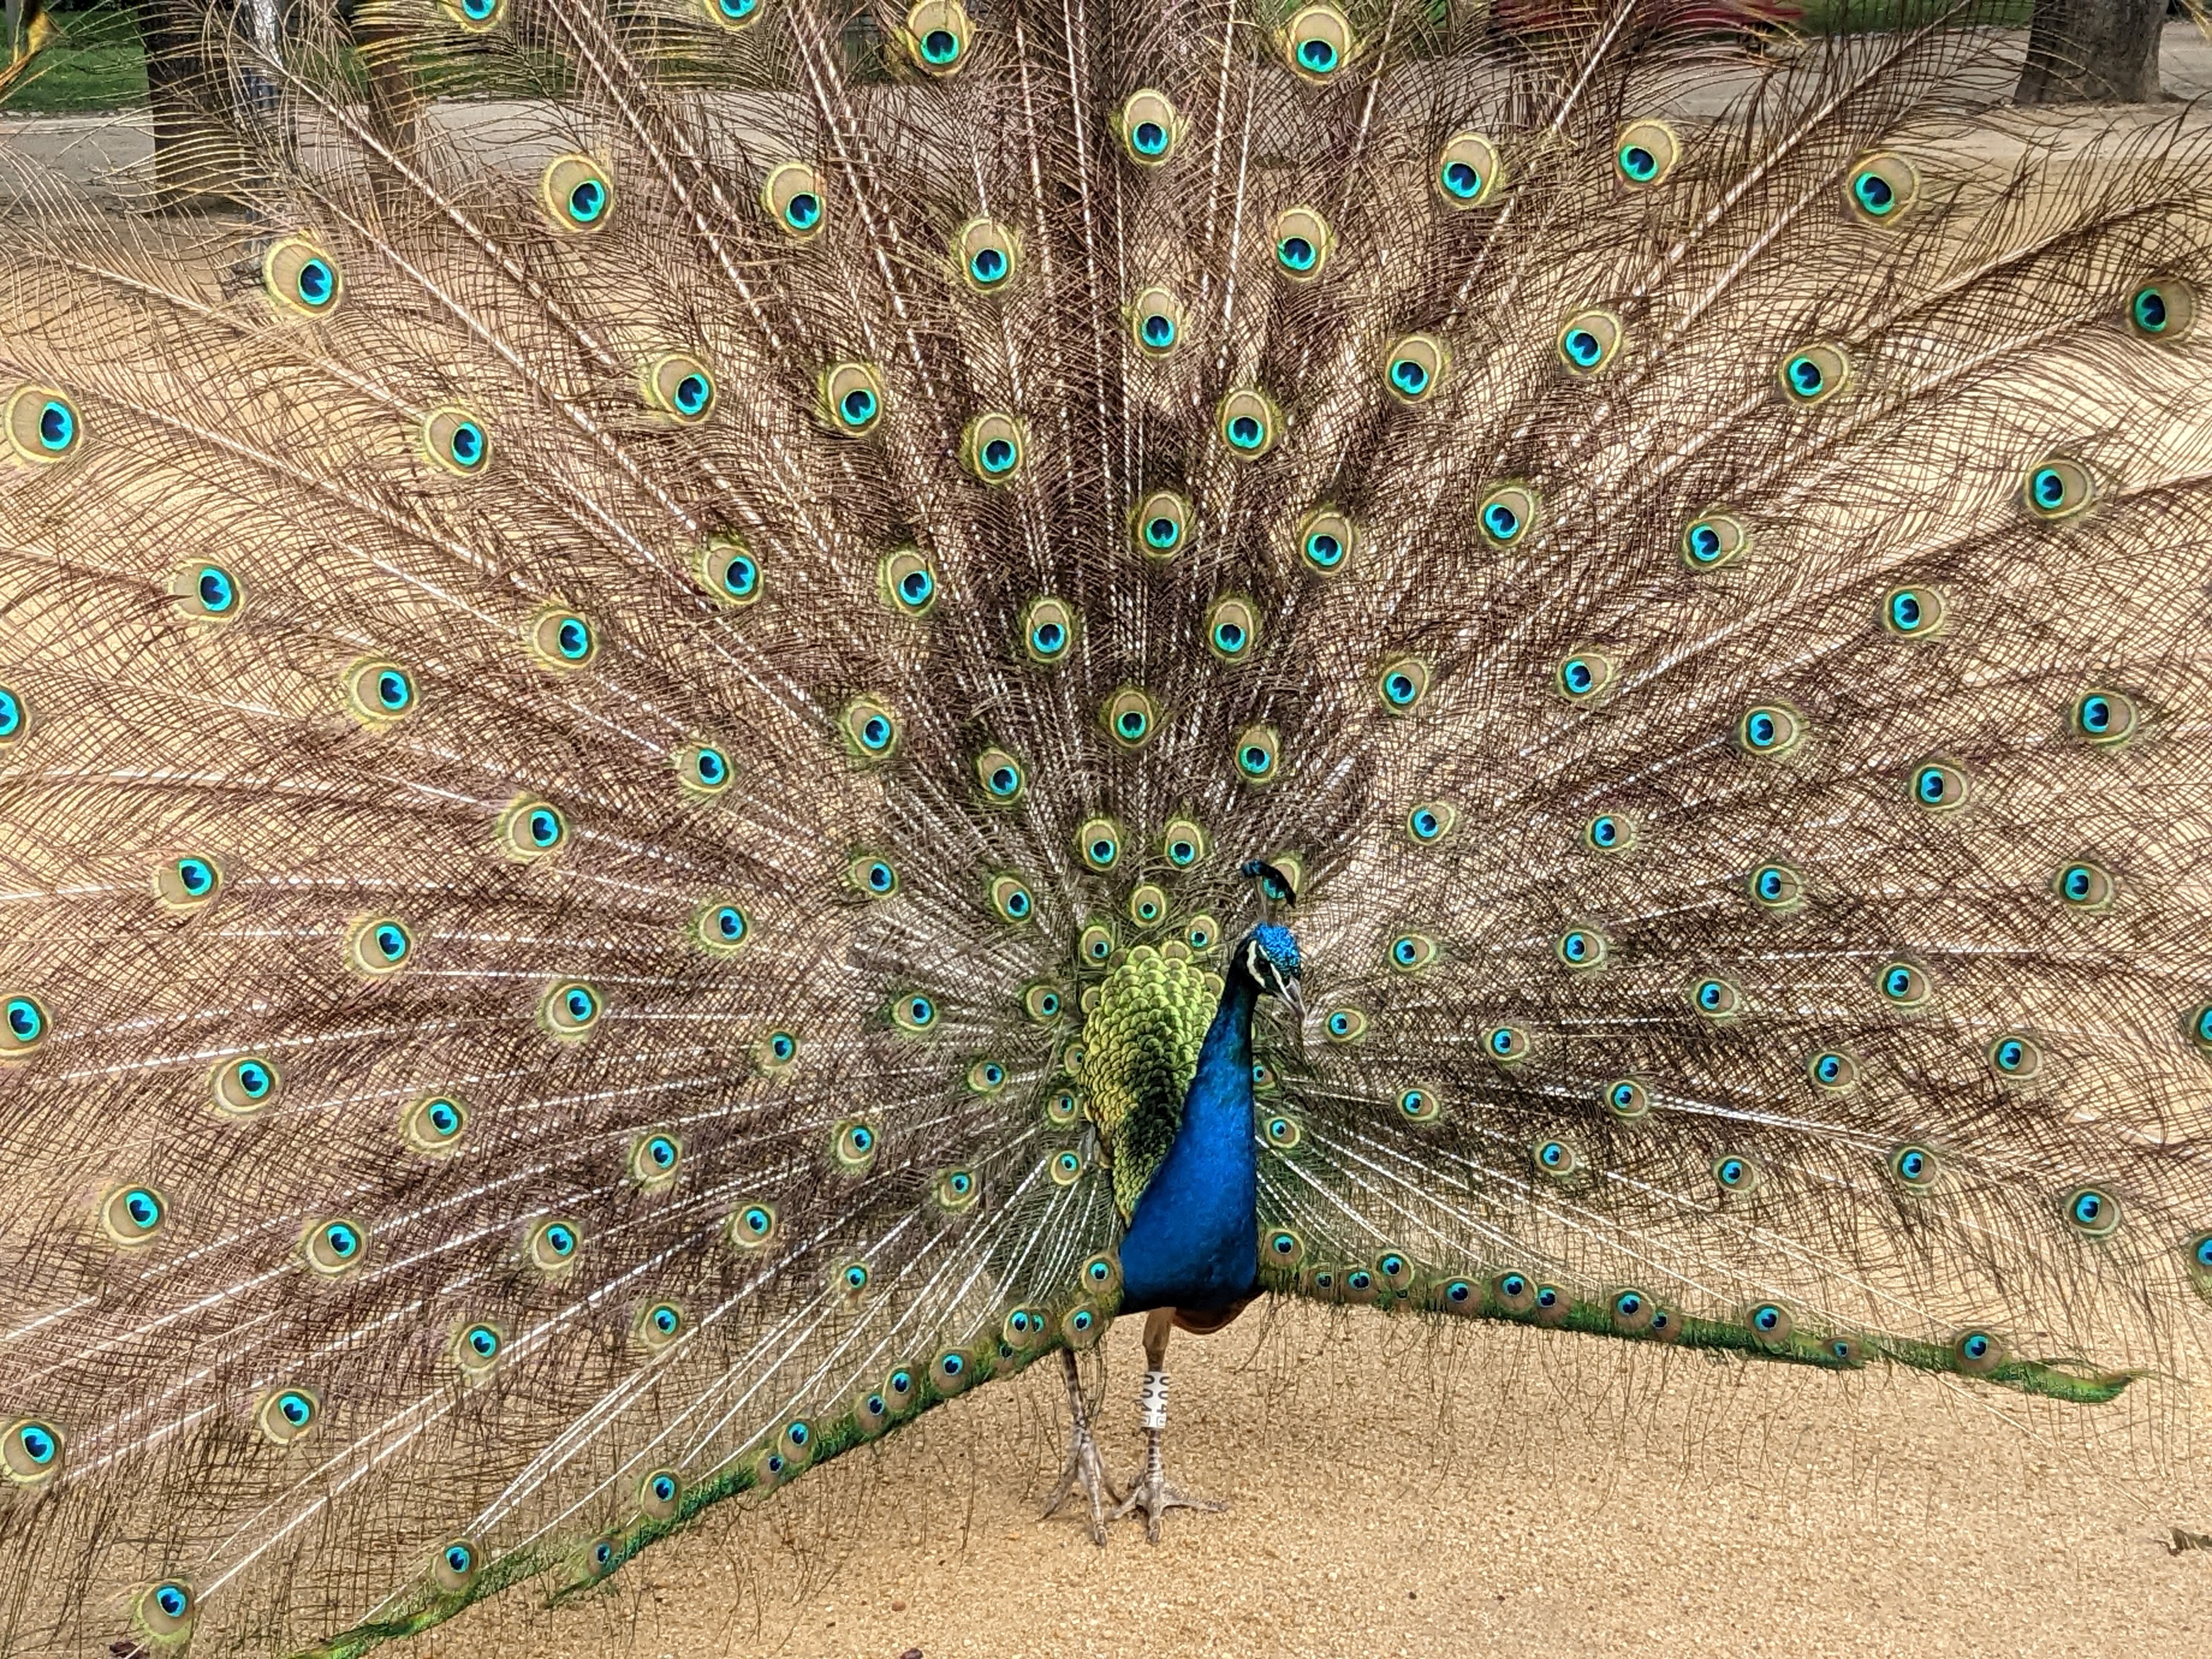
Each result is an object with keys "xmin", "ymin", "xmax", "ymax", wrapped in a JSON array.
[
  {"xmin": 2017, "ymin": 0, "xmax": 2165, "ymax": 104},
  {"xmin": 131, "ymin": 0, "xmax": 252, "ymax": 207}
]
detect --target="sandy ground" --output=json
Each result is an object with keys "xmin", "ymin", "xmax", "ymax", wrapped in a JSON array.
[{"xmin": 418, "ymin": 1302, "xmax": 2212, "ymax": 1659}]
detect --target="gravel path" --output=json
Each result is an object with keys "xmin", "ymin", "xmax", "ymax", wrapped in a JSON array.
[{"xmin": 433, "ymin": 1301, "xmax": 2212, "ymax": 1659}]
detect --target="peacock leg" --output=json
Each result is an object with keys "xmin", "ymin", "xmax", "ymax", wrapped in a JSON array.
[
  {"xmin": 1110, "ymin": 1306, "xmax": 1227, "ymax": 1542},
  {"xmin": 1041, "ymin": 1347, "xmax": 1121, "ymax": 1543}
]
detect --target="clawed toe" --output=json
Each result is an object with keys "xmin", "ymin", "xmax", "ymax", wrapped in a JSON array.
[{"xmin": 1109, "ymin": 1467, "xmax": 1224, "ymax": 1543}]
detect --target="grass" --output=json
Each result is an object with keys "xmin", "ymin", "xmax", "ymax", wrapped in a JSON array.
[
  {"xmin": 1793, "ymin": 0, "xmax": 2034, "ymax": 28},
  {"xmin": 1, "ymin": 2, "xmax": 143, "ymax": 113}
]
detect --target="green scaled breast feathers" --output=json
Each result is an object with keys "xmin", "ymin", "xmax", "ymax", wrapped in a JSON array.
[{"xmin": 1076, "ymin": 944, "xmax": 1221, "ymax": 1220}]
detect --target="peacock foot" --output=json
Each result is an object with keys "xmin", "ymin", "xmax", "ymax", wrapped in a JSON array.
[
  {"xmin": 1110, "ymin": 1426, "xmax": 1224, "ymax": 1544},
  {"xmin": 1106, "ymin": 1451, "xmax": 1229, "ymax": 1557},
  {"xmin": 1041, "ymin": 1350, "xmax": 1121, "ymax": 1544}
]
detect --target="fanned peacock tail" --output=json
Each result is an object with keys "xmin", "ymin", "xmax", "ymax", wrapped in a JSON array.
[{"xmin": 3, "ymin": 0, "xmax": 2211, "ymax": 1650}]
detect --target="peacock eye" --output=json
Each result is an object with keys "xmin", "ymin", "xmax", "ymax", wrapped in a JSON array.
[
  {"xmin": 1911, "ymin": 760, "xmax": 1967, "ymax": 810},
  {"xmin": 958, "ymin": 216, "xmax": 1017, "ymax": 290},
  {"xmin": 1748, "ymin": 862, "xmax": 1802, "ymax": 911},
  {"xmin": 2128, "ymin": 276, "xmax": 2197, "ymax": 341},
  {"xmin": 762, "ymin": 161, "xmax": 825, "ymax": 236},
  {"xmin": 262, "ymin": 236, "xmax": 344, "ymax": 318},
  {"xmin": 1233, "ymin": 725, "xmax": 1282, "ymax": 785},
  {"xmin": 1074, "ymin": 816, "xmax": 1124, "ymax": 872},
  {"xmin": 306, "ymin": 1217, "xmax": 368, "ymax": 1274},
  {"xmin": 1555, "ymin": 310, "xmax": 1622, "ymax": 376},
  {"xmin": 403, "ymin": 1093, "xmax": 467, "ymax": 1153},
  {"xmin": 966, "ymin": 411, "xmax": 1026, "ymax": 481},
  {"xmin": 1290, "ymin": 504, "xmax": 1358, "ymax": 577},
  {"xmin": 1778, "ymin": 343, "xmax": 1849, "ymax": 405},
  {"xmin": 1807, "ymin": 1050, "xmax": 1858, "ymax": 1092},
  {"xmin": 842, "ymin": 697, "xmax": 901, "ymax": 761},
  {"xmin": 1882, "ymin": 585, "xmax": 1945, "ymax": 637},
  {"xmin": 1131, "ymin": 287, "xmax": 1184, "ymax": 356},
  {"xmin": 1889, "ymin": 1143, "xmax": 1940, "ymax": 1191},
  {"xmin": 1604, "ymin": 1077, "xmax": 1649, "ymax": 1121},
  {"xmin": 1737, "ymin": 704, "xmax": 1803, "ymax": 756},
  {"xmin": 631, "ymin": 1132, "xmax": 682, "ymax": 1185},
  {"xmin": 2055, "ymin": 861, "xmax": 2113, "ymax": 910},
  {"xmin": 2072, "ymin": 689, "xmax": 2135, "ymax": 744},
  {"xmin": 1486, "ymin": 1025, "xmax": 1530, "ymax": 1062},
  {"xmin": 2063, "ymin": 1186, "xmax": 2122, "ymax": 1238},
  {"xmin": 1614, "ymin": 118, "xmax": 1678, "ymax": 184},
  {"xmin": 1713, "ymin": 1155, "xmax": 1760, "ymax": 1194},
  {"xmin": 1478, "ymin": 484, "xmax": 1536, "ymax": 546},
  {"xmin": 1989, "ymin": 1032, "xmax": 2042, "ymax": 1079},
  {"xmin": 1161, "ymin": 817, "xmax": 1207, "ymax": 867},
  {"xmin": 1206, "ymin": 597, "xmax": 1259, "ymax": 662},
  {"xmin": 1846, "ymin": 152, "xmax": 1918, "ymax": 222},
  {"xmin": 879, "ymin": 548, "xmax": 939, "ymax": 618},
  {"xmin": 1384, "ymin": 334, "xmax": 1447, "ymax": 402},
  {"xmin": 1555, "ymin": 651, "xmax": 1612, "ymax": 701},
  {"xmin": 1434, "ymin": 131, "xmax": 1501, "ymax": 207},
  {"xmin": 101, "ymin": 1183, "xmax": 167, "ymax": 1244},
  {"xmin": 891, "ymin": 992, "xmax": 938, "ymax": 1033},
  {"xmin": 1951, "ymin": 1329, "xmax": 2004, "ymax": 1374},
  {"xmin": 1119, "ymin": 89, "xmax": 1178, "ymax": 164},
  {"xmin": 1376, "ymin": 656, "xmax": 1432, "ymax": 713},
  {"xmin": 1584, "ymin": 812, "xmax": 1632, "ymax": 852},
  {"xmin": 695, "ymin": 535, "xmax": 762, "ymax": 607},
  {"xmin": 1021, "ymin": 597, "xmax": 1075, "ymax": 664},
  {"xmin": 1680, "ymin": 510, "xmax": 1747, "ymax": 571},
  {"xmin": 989, "ymin": 875, "xmax": 1034, "ymax": 923},
  {"xmin": 539, "ymin": 154, "xmax": 613, "ymax": 232},
  {"xmin": 1270, "ymin": 205, "xmax": 1331, "ymax": 280},
  {"xmin": 1389, "ymin": 933, "xmax": 1437, "ymax": 972},
  {"xmin": 904, "ymin": 0, "xmax": 970, "ymax": 72},
  {"xmin": 641, "ymin": 1470, "xmax": 682, "ymax": 1517},
  {"xmin": 1323, "ymin": 1007, "xmax": 1368, "ymax": 1043},
  {"xmin": 1534, "ymin": 1139, "xmax": 1579, "ymax": 1177},
  {"xmin": 345, "ymin": 916, "xmax": 414, "ymax": 977},
  {"xmin": 1691, "ymin": 977, "xmax": 1741, "ymax": 1019},
  {"xmin": 1554, "ymin": 927, "xmax": 1607, "ymax": 970},
  {"xmin": 139, "ymin": 1581, "xmax": 195, "ymax": 1636},
  {"xmin": 1217, "ymin": 388, "xmax": 1278, "ymax": 458}
]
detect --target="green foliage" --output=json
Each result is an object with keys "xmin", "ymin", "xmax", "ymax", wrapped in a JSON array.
[{"xmin": 0, "ymin": 2, "xmax": 143, "ymax": 112}]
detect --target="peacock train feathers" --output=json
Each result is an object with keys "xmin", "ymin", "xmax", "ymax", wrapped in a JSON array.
[{"xmin": 3, "ymin": 0, "xmax": 2211, "ymax": 1649}]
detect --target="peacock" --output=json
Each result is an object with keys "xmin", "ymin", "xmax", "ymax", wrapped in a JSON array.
[{"xmin": 3, "ymin": 0, "xmax": 2211, "ymax": 1651}]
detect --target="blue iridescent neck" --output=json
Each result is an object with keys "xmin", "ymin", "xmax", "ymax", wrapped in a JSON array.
[{"xmin": 1118, "ymin": 973, "xmax": 1261, "ymax": 1312}]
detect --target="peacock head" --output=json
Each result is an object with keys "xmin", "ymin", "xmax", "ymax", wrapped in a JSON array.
[{"xmin": 1235, "ymin": 923, "xmax": 1304, "ymax": 1015}]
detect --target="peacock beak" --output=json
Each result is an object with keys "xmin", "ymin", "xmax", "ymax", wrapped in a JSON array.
[{"xmin": 1278, "ymin": 975, "xmax": 1306, "ymax": 1021}]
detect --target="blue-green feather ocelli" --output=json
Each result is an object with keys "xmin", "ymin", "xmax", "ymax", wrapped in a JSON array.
[{"xmin": 2, "ymin": 0, "xmax": 2211, "ymax": 1651}]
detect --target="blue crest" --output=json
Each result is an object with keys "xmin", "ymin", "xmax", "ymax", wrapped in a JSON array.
[{"xmin": 1250, "ymin": 922, "xmax": 1301, "ymax": 974}]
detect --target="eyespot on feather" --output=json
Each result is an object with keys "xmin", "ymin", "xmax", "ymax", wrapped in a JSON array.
[
  {"xmin": 1613, "ymin": 119, "xmax": 1679, "ymax": 185},
  {"xmin": 262, "ymin": 236, "xmax": 344, "ymax": 317},
  {"xmin": 541, "ymin": 155, "xmax": 614, "ymax": 232},
  {"xmin": 761, "ymin": 161, "xmax": 826, "ymax": 238},
  {"xmin": 1118, "ymin": 90, "xmax": 1181, "ymax": 166}
]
